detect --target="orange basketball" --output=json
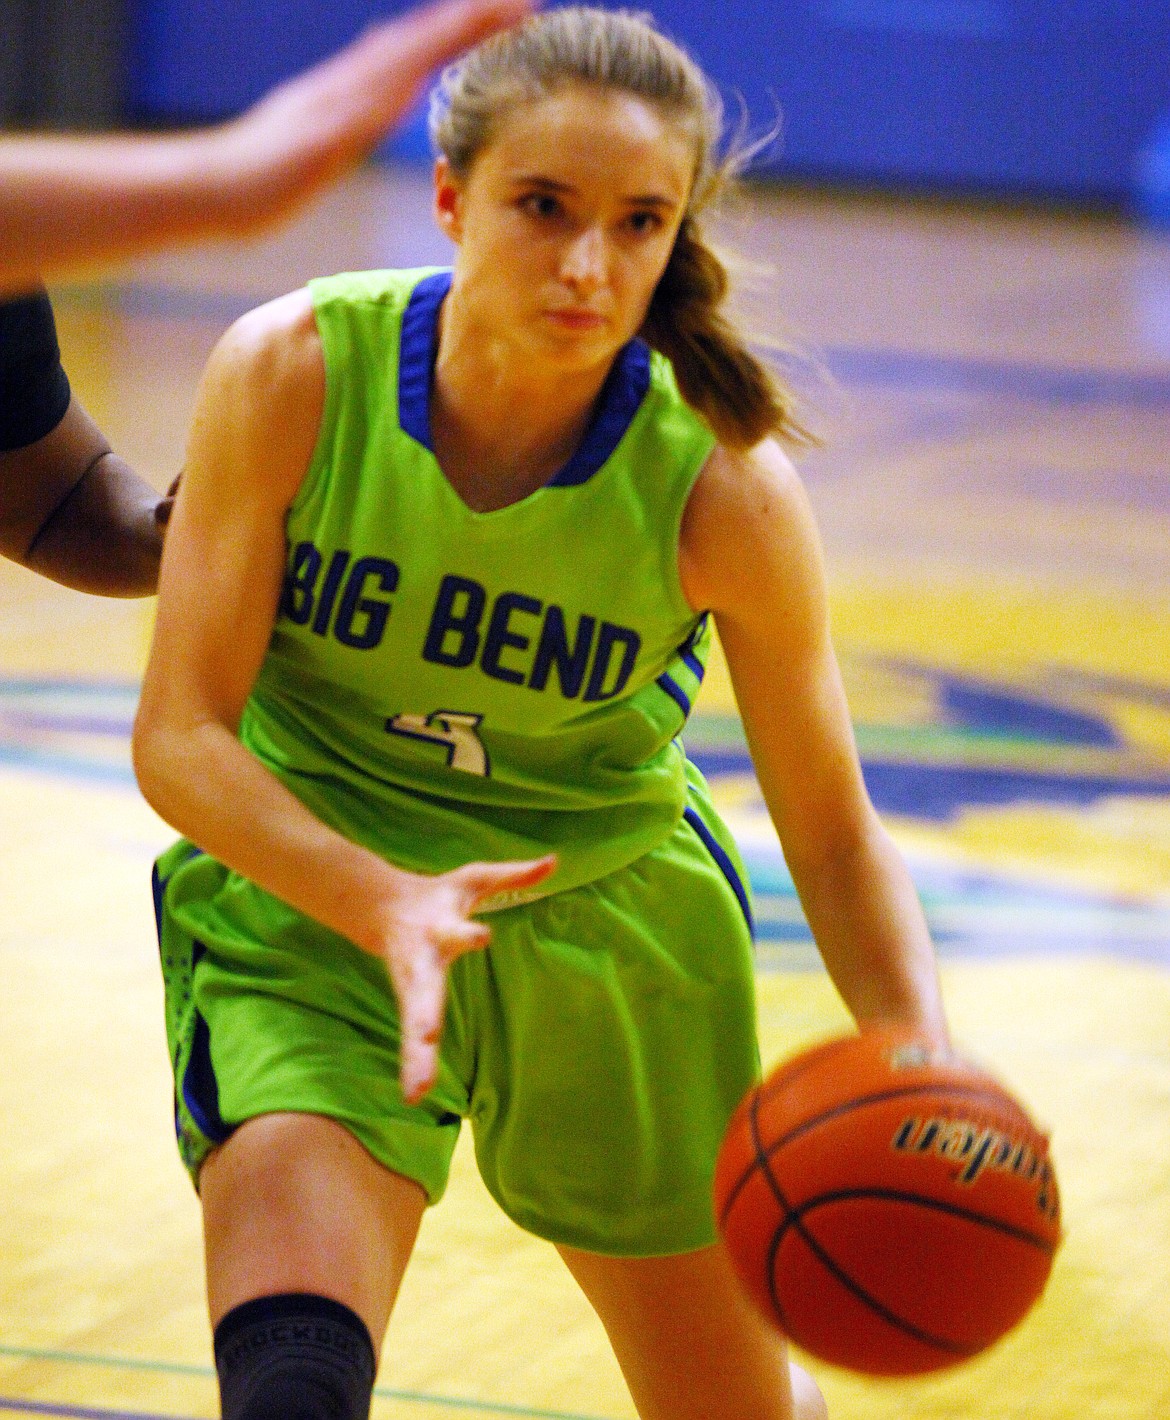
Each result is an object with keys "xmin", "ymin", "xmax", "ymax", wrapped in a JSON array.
[{"xmin": 714, "ymin": 1025, "xmax": 1061, "ymax": 1375}]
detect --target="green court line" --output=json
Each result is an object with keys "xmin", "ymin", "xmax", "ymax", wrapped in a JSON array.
[{"xmin": 0, "ymin": 1346, "xmax": 617, "ymax": 1420}]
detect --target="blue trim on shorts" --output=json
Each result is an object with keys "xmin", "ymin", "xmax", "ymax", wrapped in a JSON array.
[
  {"xmin": 151, "ymin": 843, "xmax": 204, "ymax": 945},
  {"xmin": 683, "ymin": 805, "xmax": 755, "ymax": 938},
  {"xmin": 150, "ymin": 861, "xmax": 166, "ymax": 941},
  {"xmin": 152, "ymin": 855, "xmax": 230, "ymax": 1148},
  {"xmin": 182, "ymin": 946, "xmax": 231, "ymax": 1146}
]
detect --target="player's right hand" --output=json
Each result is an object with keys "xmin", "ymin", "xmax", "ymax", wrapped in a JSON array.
[{"xmin": 375, "ymin": 853, "xmax": 556, "ymax": 1105}]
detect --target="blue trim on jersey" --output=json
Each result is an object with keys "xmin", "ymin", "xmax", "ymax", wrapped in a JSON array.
[
  {"xmin": 547, "ymin": 340, "xmax": 652, "ymax": 486},
  {"xmin": 657, "ymin": 671, "xmax": 692, "ymax": 719},
  {"xmin": 398, "ymin": 268, "xmax": 652, "ymax": 487},
  {"xmin": 398, "ymin": 270, "xmax": 449, "ymax": 449},
  {"xmin": 678, "ymin": 613, "xmax": 709, "ymax": 683},
  {"xmin": 683, "ymin": 805, "xmax": 755, "ymax": 938}
]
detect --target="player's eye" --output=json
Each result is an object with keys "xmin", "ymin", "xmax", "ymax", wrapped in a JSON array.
[
  {"xmin": 625, "ymin": 209, "xmax": 664, "ymax": 235},
  {"xmin": 520, "ymin": 193, "xmax": 563, "ymax": 219}
]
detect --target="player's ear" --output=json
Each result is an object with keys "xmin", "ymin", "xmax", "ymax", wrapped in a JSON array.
[{"xmin": 433, "ymin": 157, "xmax": 465, "ymax": 244}]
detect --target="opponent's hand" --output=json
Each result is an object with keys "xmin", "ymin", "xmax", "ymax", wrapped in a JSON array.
[
  {"xmin": 224, "ymin": 0, "xmax": 537, "ymax": 220},
  {"xmin": 378, "ymin": 853, "xmax": 556, "ymax": 1103},
  {"xmin": 154, "ymin": 471, "xmax": 182, "ymax": 528}
]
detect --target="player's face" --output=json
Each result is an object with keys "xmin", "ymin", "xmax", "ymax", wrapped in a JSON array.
[{"xmin": 435, "ymin": 84, "xmax": 696, "ymax": 371}]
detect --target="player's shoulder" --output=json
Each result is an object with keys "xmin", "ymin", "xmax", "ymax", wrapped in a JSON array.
[
  {"xmin": 216, "ymin": 288, "xmax": 319, "ymax": 374},
  {"xmin": 306, "ymin": 266, "xmax": 448, "ymax": 343},
  {"xmin": 687, "ymin": 437, "xmax": 808, "ymax": 535},
  {"xmin": 203, "ymin": 287, "xmax": 323, "ymax": 416},
  {"xmin": 680, "ymin": 437, "xmax": 820, "ymax": 612}
]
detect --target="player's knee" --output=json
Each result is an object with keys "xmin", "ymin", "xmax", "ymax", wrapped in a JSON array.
[{"xmin": 214, "ymin": 1293, "xmax": 376, "ymax": 1420}]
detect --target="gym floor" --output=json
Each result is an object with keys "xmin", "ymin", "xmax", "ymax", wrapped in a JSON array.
[{"xmin": 1, "ymin": 164, "xmax": 1167, "ymax": 1419}]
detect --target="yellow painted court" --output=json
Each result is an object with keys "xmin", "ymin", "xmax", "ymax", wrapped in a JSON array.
[{"xmin": 1, "ymin": 168, "xmax": 1168, "ymax": 1419}]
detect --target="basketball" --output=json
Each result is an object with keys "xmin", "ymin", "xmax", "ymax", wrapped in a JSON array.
[{"xmin": 714, "ymin": 1025, "xmax": 1061, "ymax": 1375}]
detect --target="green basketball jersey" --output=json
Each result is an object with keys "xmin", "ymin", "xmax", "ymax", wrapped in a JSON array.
[{"xmin": 240, "ymin": 267, "xmax": 718, "ymax": 905}]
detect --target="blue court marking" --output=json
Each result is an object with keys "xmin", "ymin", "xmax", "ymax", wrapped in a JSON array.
[
  {"xmin": 681, "ymin": 659, "xmax": 1170, "ymax": 823},
  {"xmin": 0, "ymin": 1346, "xmax": 620, "ymax": 1420},
  {"xmin": 823, "ymin": 344, "xmax": 1170, "ymax": 409},
  {"xmin": 50, "ymin": 283, "xmax": 1170, "ymax": 411},
  {"xmin": 0, "ymin": 1403, "xmax": 197, "ymax": 1420},
  {"xmin": 0, "ymin": 748, "xmax": 134, "ymax": 786},
  {"xmin": 743, "ymin": 845, "xmax": 1170, "ymax": 967},
  {"xmin": 0, "ymin": 678, "xmax": 136, "ymax": 785},
  {"xmin": 0, "ymin": 677, "xmax": 138, "ymax": 701}
]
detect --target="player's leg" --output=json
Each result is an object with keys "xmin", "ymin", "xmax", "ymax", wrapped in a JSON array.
[
  {"xmin": 557, "ymin": 1241, "xmax": 827, "ymax": 1420},
  {"xmin": 200, "ymin": 1110, "xmax": 428, "ymax": 1420},
  {"xmin": 201, "ymin": 1109, "xmax": 426, "ymax": 1337},
  {"xmin": 154, "ymin": 848, "xmax": 470, "ymax": 1417}
]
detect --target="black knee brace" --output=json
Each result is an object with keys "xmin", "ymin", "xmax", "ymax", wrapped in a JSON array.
[{"xmin": 213, "ymin": 1293, "xmax": 376, "ymax": 1420}]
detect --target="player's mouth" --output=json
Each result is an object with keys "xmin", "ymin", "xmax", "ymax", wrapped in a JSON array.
[{"xmin": 543, "ymin": 307, "xmax": 607, "ymax": 332}]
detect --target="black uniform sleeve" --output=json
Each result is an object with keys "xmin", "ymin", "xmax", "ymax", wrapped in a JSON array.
[{"xmin": 0, "ymin": 288, "xmax": 73, "ymax": 452}]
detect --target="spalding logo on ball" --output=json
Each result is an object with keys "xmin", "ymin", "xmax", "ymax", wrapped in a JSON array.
[{"xmin": 713, "ymin": 1025, "xmax": 1061, "ymax": 1376}]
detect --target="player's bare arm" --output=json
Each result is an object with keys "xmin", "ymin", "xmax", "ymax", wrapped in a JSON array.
[
  {"xmin": 679, "ymin": 439, "xmax": 948, "ymax": 1041},
  {"xmin": 0, "ymin": 396, "xmax": 166, "ymax": 595},
  {"xmin": 132, "ymin": 290, "xmax": 552, "ymax": 1100},
  {"xmin": 0, "ymin": 0, "xmax": 534, "ymax": 293}
]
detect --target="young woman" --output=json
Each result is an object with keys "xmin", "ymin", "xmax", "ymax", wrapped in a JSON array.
[{"xmin": 134, "ymin": 10, "xmax": 949, "ymax": 1419}]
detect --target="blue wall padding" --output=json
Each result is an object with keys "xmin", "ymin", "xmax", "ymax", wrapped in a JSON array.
[{"xmin": 129, "ymin": 0, "xmax": 1170, "ymax": 204}]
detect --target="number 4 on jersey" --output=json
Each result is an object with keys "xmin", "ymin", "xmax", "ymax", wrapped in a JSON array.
[{"xmin": 385, "ymin": 710, "xmax": 490, "ymax": 776}]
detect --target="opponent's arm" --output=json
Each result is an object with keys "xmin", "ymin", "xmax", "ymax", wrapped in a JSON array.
[
  {"xmin": 680, "ymin": 442, "xmax": 948, "ymax": 1040},
  {"xmin": 0, "ymin": 396, "xmax": 166, "ymax": 595},
  {"xmin": 0, "ymin": 0, "xmax": 534, "ymax": 294},
  {"xmin": 132, "ymin": 292, "xmax": 552, "ymax": 1099}
]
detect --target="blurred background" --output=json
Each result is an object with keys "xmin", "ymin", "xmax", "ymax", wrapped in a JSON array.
[{"xmin": 5, "ymin": 0, "xmax": 1170, "ymax": 218}]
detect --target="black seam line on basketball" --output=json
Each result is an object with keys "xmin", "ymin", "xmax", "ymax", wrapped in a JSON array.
[
  {"xmin": 789, "ymin": 1188, "xmax": 1057, "ymax": 1254},
  {"xmin": 768, "ymin": 1208, "xmax": 978, "ymax": 1358},
  {"xmin": 718, "ymin": 1083, "xmax": 1036, "ymax": 1229},
  {"xmin": 750, "ymin": 1088, "xmax": 794, "ymax": 1332},
  {"xmin": 744, "ymin": 1104, "xmax": 971, "ymax": 1358}
]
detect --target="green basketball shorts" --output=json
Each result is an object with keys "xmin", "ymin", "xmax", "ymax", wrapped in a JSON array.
[{"xmin": 152, "ymin": 780, "xmax": 760, "ymax": 1257}]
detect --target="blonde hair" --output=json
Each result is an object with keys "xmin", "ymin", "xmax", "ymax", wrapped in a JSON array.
[{"xmin": 428, "ymin": 6, "xmax": 814, "ymax": 450}]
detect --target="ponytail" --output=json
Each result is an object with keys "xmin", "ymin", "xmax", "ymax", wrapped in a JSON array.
[{"xmin": 640, "ymin": 216, "xmax": 816, "ymax": 452}]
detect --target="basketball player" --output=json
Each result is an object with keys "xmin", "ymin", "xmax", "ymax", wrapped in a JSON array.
[
  {"xmin": 0, "ymin": 0, "xmax": 533, "ymax": 593},
  {"xmin": 134, "ymin": 10, "xmax": 950, "ymax": 1418}
]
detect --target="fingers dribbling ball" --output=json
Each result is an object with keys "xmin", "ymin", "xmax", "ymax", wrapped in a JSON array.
[{"xmin": 714, "ymin": 1025, "xmax": 1061, "ymax": 1375}]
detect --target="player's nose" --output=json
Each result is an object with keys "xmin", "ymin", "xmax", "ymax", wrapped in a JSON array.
[{"xmin": 559, "ymin": 223, "xmax": 607, "ymax": 292}]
